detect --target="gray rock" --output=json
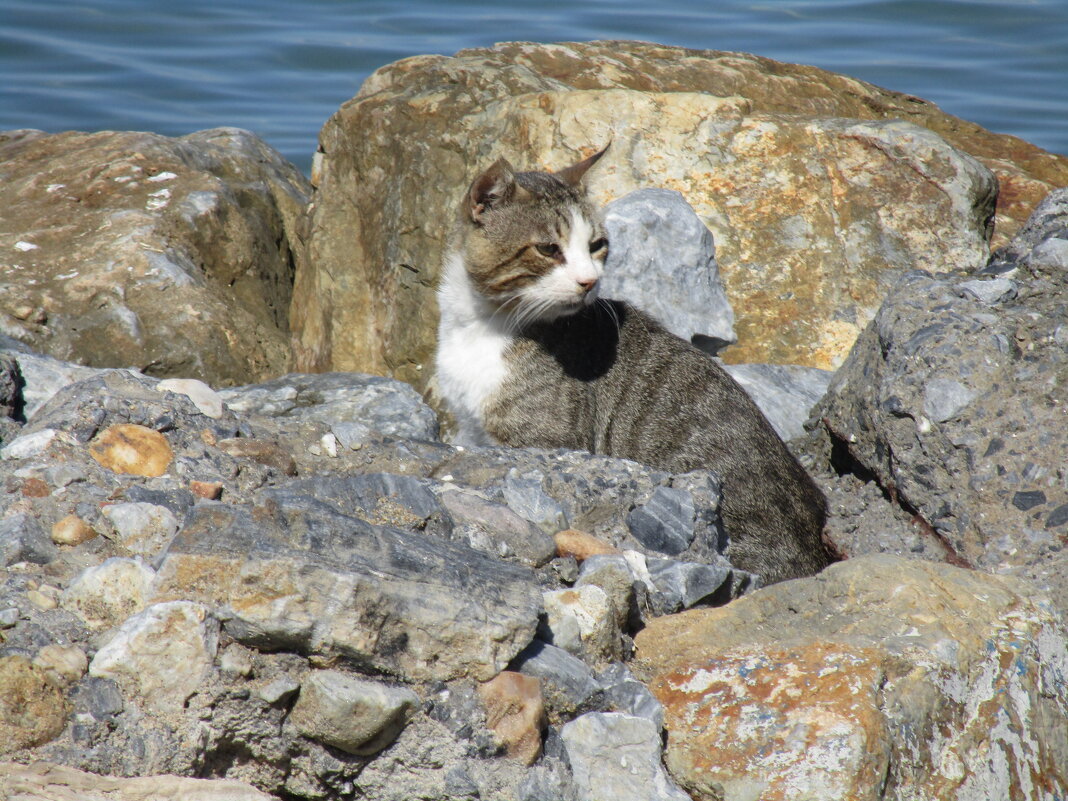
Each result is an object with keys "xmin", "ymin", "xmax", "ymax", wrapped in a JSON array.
[
  {"xmin": 518, "ymin": 758, "xmax": 579, "ymax": 801},
  {"xmin": 436, "ymin": 487, "xmax": 556, "ymax": 567},
  {"xmin": 0, "ymin": 428, "xmax": 61, "ymax": 461},
  {"xmin": 503, "ymin": 468, "xmax": 569, "ymax": 535},
  {"xmin": 100, "ymin": 502, "xmax": 180, "ymax": 563},
  {"xmin": 986, "ymin": 186, "xmax": 1068, "ymax": 271},
  {"xmin": 625, "ymin": 485, "xmax": 695, "ymax": 555},
  {"xmin": 722, "ymin": 363, "xmax": 834, "ymax": 441},
  {"xmin": 602, "ymin": 188, "xmax": 736, "ymax": 354},
  {"xmin": 956, "ymin": 277, "xmax": 1018, "ymax": 305},
  {"xmin": 219, "ymin": 372, "xmax": 439, "ymax": 442},
  {"xmin": 288, "ymin": 669, "xmax": 419, "ymax": 756},
  {"xmin": 71, "ymin": 676, "xmax": 124, "ymax": 721},
  {"xmin": 510, "ymin": 640, "xmax": 602, "ymax": 719},
  {"xmin": 811, "ymin": 188, "xmax": 1068, "ymax": 613},
  {"xmin": 597, "ymin": 663, "xmax": 665, "ymax": 732},
  {"xmin": 152, "ymin": 498, "xmax": 541, "ymax": 682},
  {"xmin": 646, "ymin": 555, "xmax": 733, "ymax": 614},
  {"xmin": 0, "ymin": 346, "xmax": 110, "ymax": 421},
  {"xmin": 0, "ymin": 514, "xmax": 58, "ymax": 566},
  {"xmin": 561, "ymin": 712, "xmax": 690, "ymax": 801},
  {"xmin": 253, "ymin": 675, "xmax": 300, "ymax": 705}
]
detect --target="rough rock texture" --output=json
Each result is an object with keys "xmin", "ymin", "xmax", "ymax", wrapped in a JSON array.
[
  {"xmin": 601, "ymin": 188, "xmax": 734, "ymax": 352},
  {"xmin": 0, "ymin": 761, "xmax": 277, "ymax": 801},
  {"xmin": 0, "ymin": 655, "xmax": 71, "ymax": 754},
  {"xmin": 723, "ymin": 363, "xmax": 833, "ymax": 442},
  {"xmin": 811, "ymin": 187, "xmax": 1068, "ymax": 613},
  {"xmin": 287, "ymin": 40, "xmax": 1062, "ymax": 390},
  {"xmin": 0, "ymin": 127, "xmax": 310, "ymax": 386},
  {"xmin": 635, "ymin": 555, "xmax": 1068, "ymax": 801}
]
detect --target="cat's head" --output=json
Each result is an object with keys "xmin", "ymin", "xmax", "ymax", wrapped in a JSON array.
[{"xmin": 455, "ymin": 146, "xmax": 609, "ymax": 325}]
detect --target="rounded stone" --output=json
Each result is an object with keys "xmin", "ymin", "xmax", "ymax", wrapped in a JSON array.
[{"xmin": 89, "ymin": 424, "xmax": 173, "ymax": 477}]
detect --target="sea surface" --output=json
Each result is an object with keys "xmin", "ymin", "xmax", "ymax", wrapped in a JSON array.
[{"xmin": 2, "ymin": 0, "xmax": 1066, "ymax": 174}]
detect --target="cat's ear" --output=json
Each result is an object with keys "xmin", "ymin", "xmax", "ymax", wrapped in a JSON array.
[
  {"xmin": 555, "ymin": 144, "xmax": 610, "ymax": 187},
  {"xmin": 468, "ymin": 157, "xmax": 525, "ymax": 224}
]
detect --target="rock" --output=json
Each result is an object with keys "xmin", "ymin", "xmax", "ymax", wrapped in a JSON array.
[
  {"xmin": 0, "ymin": 345, "xmax": 109, "ymax": 421},
  {"xmin": 509, "ymin": 640, "xmax": 601, "ymax": 721},
  {"xmin": 0, "ymin": 513, "xmax": 58, "ymax": 565},
  {"xmin": 561, "ymin": 712, "xmax": 690, "ymax": 801},
  {"xmin": 88, "ymin": 601, "xmax": 219, "ymax": 714},
  {"xmin": 601, "ymin": 188, "xmax": 735, "ymax": 352},
  {"xmin": 503, "ymin": 468, "xmax": 569, "ymax": 535},
  {"xmin": 293, "ymin": 42, "xmax": 1019, "ymax": 390},
  {"xmin": 152, "ymin": 498, "xmax": 541, "ymax": 682},
  {"xmin": 89, "ymin": 423, "xmax": 174, "ymax": 477},
  {"xmin": 218, "ymin": 643, "xmax": 254, "ymax": 679},
  {"xmin": 61, "ymin": 557, "xmax": 156, "ymax": 631},
  {"xmin": 288, "ymin": 669, "xmax": 419, "ymax": 756},
  {"xmin": 0, "ymin": 127, "xmax": 309, "ymax": 386},
  {"xmin": 100, "ymin": 501, "xmax": 180, "ymax": 562},
  {"xmin": 575, "ymin": 554, "xmax": 644, "ymax": 630},
  {"xmin": 553, "ymin": 529, "xmax": 620, "ymax": 562},
  {"xmin": 50, "ymin": 514, "xmax": 98, "ymax": 546},
  {"xmin": 541, "ymin": 586, "xmax": 622, "ymax": 663},
  {"xmin": 956, "ymin": 277, "xmax": 1018, "ymax": 305},
  {"xmin": 437, "ymin": 487, "xmax": 556, "ymax": 566},
  {"xmin": 625, "ymin": 485, "xmax": 695, "ymax": 556},
  {"xmin": 811, "ymin": 188, "xmax": 1068, "ymax": 612},
  {"xmin": 0, "ymin": 761, "xmax": 277, "ymax": 801},
  {"xmin": 597, "ymin": 663, "xmax": 664, "ymax": 732},
  {"xmin": 32, "ymin": 644, "xmax": 88, "ymax": 688},
  {"xmin": 1, "ymin": 427, "xmax": 63, "ymax": 460},
  {"xmin": 722, "ymin": 363, "xmax": 834, "ymax": 441},
  {"xmin": 219, "ymin": 372, "xmax": 439, "ymax": 441},
  {"xmin": 253, "ymin": 675, "xmax": 300, "ymax": 705},
  {"xmin": 189, "ymin": 480, "xmax": 223, "ymax": 500},
  {"xmin": 156, "ymin": 378, "xmax": 225, "ymax": 418},
  {"xmin": 214, "ymin": 437, "xmax": 297, "ymax": 476},
  {"xmin": 645, "ymin": 555, "xmax": 733, "ymax": 614},
  {"xmin": 634, "ymin": 555, "xmax": 1068, "ymax": 800},
  {"xmin": 0, "ymin": 655, "xmax": 70, "ymax": 755},
  {"xmin": 478, "ymin": 670, "xmax": 547, "ymax": 765}
]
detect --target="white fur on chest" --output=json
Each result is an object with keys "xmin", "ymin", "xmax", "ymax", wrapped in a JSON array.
[{"xmin": 435, "ymin": 252, "xmax": 513, "ymax": 445}]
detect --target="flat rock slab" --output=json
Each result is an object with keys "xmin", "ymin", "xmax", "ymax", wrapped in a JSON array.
[
  {"xmin": 153, "ymin": 497, "xmax": 541, "ymax": 682},
  {"xmin": 635, "ymin": 554, "xmax": 1068, "ymax": 801}
]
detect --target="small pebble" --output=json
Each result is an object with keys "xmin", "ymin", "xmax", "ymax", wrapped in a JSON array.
[
  {"xmin": 51, "ymin": 515, "xmax": 99, "ymax": 546},
  {"xmin": 0, "ymin": 607, "xmax": 19, "ymax": 628},
  {"xmin": 27, "ymin": 589, "xmax": 58, "ymax": 611}
]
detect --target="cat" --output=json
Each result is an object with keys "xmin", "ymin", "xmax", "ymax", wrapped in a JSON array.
[{"xmin": 435, "ymin": 148, "xmax": 834, "ymax": 584}]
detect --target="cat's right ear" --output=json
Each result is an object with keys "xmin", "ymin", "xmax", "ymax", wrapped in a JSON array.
[{"xmin": 468, "ymin": 157, "xmax": 523, "ymax": 224}]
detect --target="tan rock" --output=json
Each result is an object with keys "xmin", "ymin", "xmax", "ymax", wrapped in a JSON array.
[
  {"xmin": 634, "ymin": 554, "xmax": 1068, "ymax": 800},
  {"xmin": 50, "ymin": 514, "xmax": 98, "ymax": 546},
  {"xmin": 478, "ymin": 670, "xmax": 546, "ymax": 765},
  {"xmin": 189, "ymin": 480, "xmax": 223, "ymax": 500},
  {"xmin": 0, "ymin": 761, "xmax": 276, "ymax": 801},
  {"xmin": 0, "ymin": 655, "xmax": 69, "ymax": 755},
  {"xmin": 32, "ymin": 644, "xmax": 88, "ymax": 687},
  {"xmin": 89, "ymin": 423, "xmax": 173, "ymax": 477},
  {"xmin": 215, "ymin": 437, "xmax": 298, "ymax": 476},
  {"xmin": 291, "ymin": 41, "xmax": 1068, "ymax": 387},
  {"xmin": 62, "ymin": 557, "xmax": 156, "ymax": 631},
  {"xmin": 553, "ymin": 529, "xmax": 620, "ymax": 562},
  {"xmin": 0, "ymin": 127, "xmax": 309, "ymax": 387}
]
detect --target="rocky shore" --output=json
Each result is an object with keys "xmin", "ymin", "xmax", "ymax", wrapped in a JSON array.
[{"xmin": 3, "ymin": 40, "xmax": 1068, "ymax": 801}]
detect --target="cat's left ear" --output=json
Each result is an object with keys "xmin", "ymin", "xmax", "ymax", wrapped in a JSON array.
[
  {"xmin": 555, "ymin": 143, "xmax": 610, "ymax": 187},
  {"xmin": 468, "ymin": 157, "xmax": 526, "ymax": 224}
]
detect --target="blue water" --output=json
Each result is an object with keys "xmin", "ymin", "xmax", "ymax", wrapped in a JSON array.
[{"xmin": 2, "ymin": 0, "xmax": 1066, "ymax": 175}]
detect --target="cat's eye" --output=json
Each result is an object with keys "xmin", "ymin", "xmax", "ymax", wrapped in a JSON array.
[
  {"xmin": 534, "ymin": 243, "xmax": 561, "ymax": 258},
  {"xmin": 589, "ymin": 237, "xmax": 607, "ymax": 254}
]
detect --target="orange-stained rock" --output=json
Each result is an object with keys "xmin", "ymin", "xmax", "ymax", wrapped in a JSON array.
[
  {"xmin": 553, "ymin": 529, "xmax": 620, "ymax": 562},
  {"xmin": 478, "ymin": 670, "xmax": 547, "ymax": 766},
  {"xmin": 634, "ymin": 554, "xmax": 1068, "ymax": 801},
  {"xmin": 190, "ymin": 480, "xmax": 223, "ymax": 500},
  {"xmin": 88, "ymin": 424, "xmax": 173, "ymax": 477},
  {"xmin": 50, "ymin": 514, "xmax": 98, "ymax": 546}
]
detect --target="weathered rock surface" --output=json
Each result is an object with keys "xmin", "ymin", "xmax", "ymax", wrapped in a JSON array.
[
  {"xmin": 635, "ymin": 555, "xmax": 1068, "ymax": 801},
  {"xmin": 601, "ymin": 188, "xmax": 735, "ymax": 353},
  {"xmin": 0, "ymin": 761, "xmax": 277, "ymax": 801},
  {"xmin": 290, "ymin": 40, "xmax": 1052, "ymax": 390},
  {"xmin": 0, "ymin": 655, "xmax": 70, "ymax": 754},
  {"xmin": 0, "ymin": 127, "xmax": 310, "ymax": 386},
  {"xmin": 811, "ymin": 187, "xmax": 1068, "ymax": 613},
  {"xmin": 723, "ymin": 362, "xmax": 833, "ymax": 441}
]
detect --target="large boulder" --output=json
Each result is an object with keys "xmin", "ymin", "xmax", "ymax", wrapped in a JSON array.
[
  {"xmin": 811, "ymin": 187, "xmax": 1068, "ymax": 613},
  {"xmin": 634, "ymin": 555, "xmax": 1068, "ymax": 801},
  {"xmin": 288, "ymin": 40, "xmax": 1068, "ymax": 388},
  {"xmin": 0, "ymin": 127, "xmax": 310, "ymax": 386}
]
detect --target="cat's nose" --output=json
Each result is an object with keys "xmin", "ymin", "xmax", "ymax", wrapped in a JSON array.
[{"xmin": 577, "ymin": 278, "xmax": 598, "ymax": 293}]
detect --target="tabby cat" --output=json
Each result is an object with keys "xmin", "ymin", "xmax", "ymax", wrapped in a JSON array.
[{"xmin": 435, "ymin": 148, "xmax": 833, "ymax": 583}]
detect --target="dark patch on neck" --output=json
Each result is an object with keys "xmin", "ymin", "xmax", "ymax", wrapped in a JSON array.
[{"xmin": 521, "ymin": 300, "xmax": 625, "ymax": 381}]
